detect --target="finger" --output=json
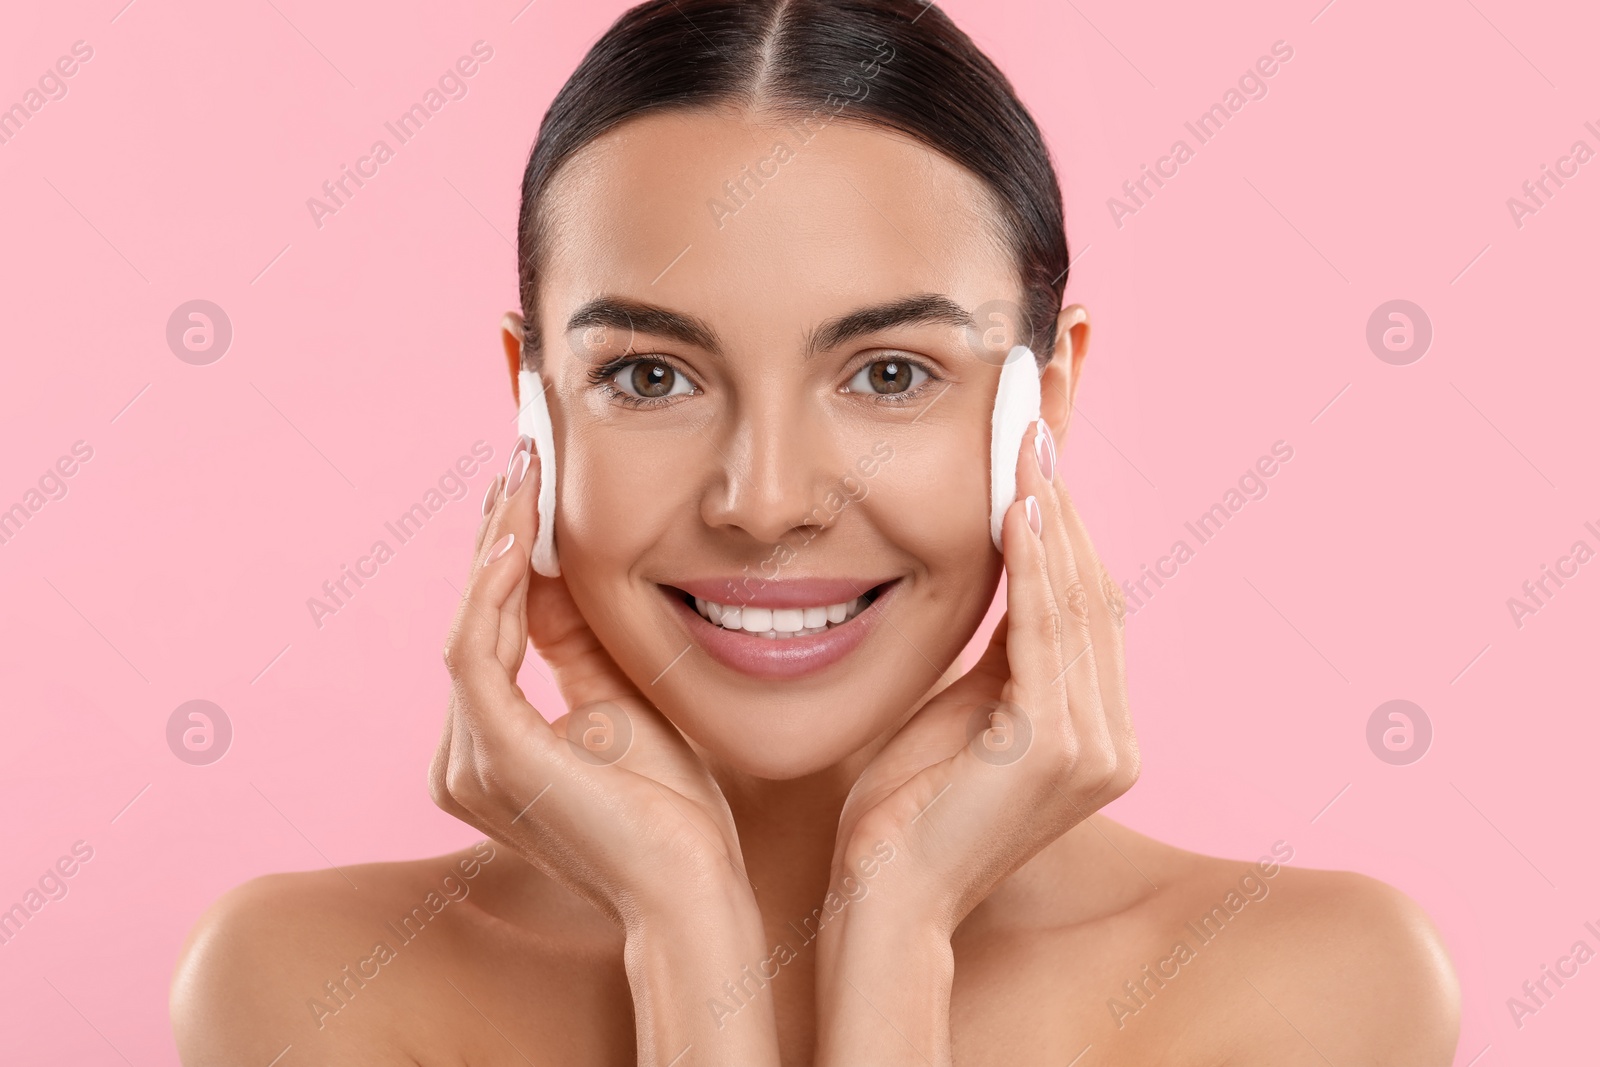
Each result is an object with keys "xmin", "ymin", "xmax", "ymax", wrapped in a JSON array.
[
  {"xmin": 996, "ymin": 492, "xmax": 1065, "ymax": 723},
  {"xmin": 1056, "ymin": 487, "xmax": 1136, "ymax": 774},
  {"xmin": 494, "ymin": 439, "xmax": 542, "ymax": 672},
  {"xmin": 438, "ymin": 459, "xmax": 513, "ymax": 827},
  {"xmin": 446, "ymin": 520, "xmax": 531, "ymax": 715},
  {"xmin": 1014, "ymin": 420, "xmax": 1108, "ymax": 749},
  {"xmin": 1054, "ymin": 487, "xmax": 1125, "ymax": 694},
  {"xmin": 476, "ymin": 436, "xmax": 530, "ymax": 567},
  {"xmin": 1011, "ymin": 422, "xmax": 1126, "ymax": 806},
  {"xmin": 473, "ymin": 471, "xmax": 506, "ymax": 557}
]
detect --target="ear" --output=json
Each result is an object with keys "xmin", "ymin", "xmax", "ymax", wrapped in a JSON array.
[
  {"xmin": 501, "ymin": 311, "xmax": 526, "ymax": 407},
  {"xmin": 1039, "ymin": 303, "xmax": 1089, "ymax": 451}
]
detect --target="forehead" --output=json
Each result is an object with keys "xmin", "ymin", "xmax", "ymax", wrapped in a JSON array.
[{"xmin": 535, "ymin": 107, "xmax": 1020, "ymax": 347}]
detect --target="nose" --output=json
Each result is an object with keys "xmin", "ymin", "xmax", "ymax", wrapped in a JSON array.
[{"xmin": 698, "ymin": 393, "xmax": 846, "ymax": 546}]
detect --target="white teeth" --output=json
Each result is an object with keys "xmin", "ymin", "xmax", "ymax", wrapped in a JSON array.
[{"xmin": 688, "ymin": 589, "xmax": 877, "ymax": 635}]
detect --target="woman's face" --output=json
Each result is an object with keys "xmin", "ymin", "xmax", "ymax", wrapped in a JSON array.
[{"xmin": 522, "ymin": 107, "xmax": 1063, "ymax": 779}]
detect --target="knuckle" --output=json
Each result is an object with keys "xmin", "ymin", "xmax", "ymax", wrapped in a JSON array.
[
  {"xmin": 428, "ymin": 761, "xmax": 453, "ymax": 811},
  {"xmin": 845, "ymin": 803, "xmax": 902, "ymax": 858},
  {"xmin": 1041, "ymin": 722, "xmax": 1080, "ymax": 772},
  {"xmin": 1084, "ymin": 750, "xmax": 1119, "ymax": 793},
  {"xmin": 1064, "ymin": 581, "xmax": 1091, "ymax": 624},
  {"xmin": 443, "ymin": 758, "xmax": 481, "ymax": 803},
  {"xmin": 1117, "ymin": 739, "xmax": 1143, "ymax": 792},
  {"xmin": 1038, "ymin": 601, "xmax": 1065, "ymax": 651}
]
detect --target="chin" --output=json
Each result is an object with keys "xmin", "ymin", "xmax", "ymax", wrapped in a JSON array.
[{"xmin": 656, "ymin": 686, "xmax": 905, "ymax": 780}]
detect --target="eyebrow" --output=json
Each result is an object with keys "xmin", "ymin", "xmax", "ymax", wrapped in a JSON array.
[
  {"xmin": 563, "ymin": 293, "xmax": 975, "ymax": 360},
  {"xmin": 804, "ymin": 293, "xmax": 974, "ymax": 358},
  {"xmin": 566, "ymin": 297, "xmax": 719, "ymax": 355}
]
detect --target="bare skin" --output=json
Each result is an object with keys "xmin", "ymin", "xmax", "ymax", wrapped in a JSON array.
[{"xmin": 171, "ymin": 108, "xmax": 1460, "ymax": 1065}]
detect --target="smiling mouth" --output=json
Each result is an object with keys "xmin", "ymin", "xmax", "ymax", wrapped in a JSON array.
[{"xmin": 663, "ymin": 581, "xmax": 895, "ymax": 640}]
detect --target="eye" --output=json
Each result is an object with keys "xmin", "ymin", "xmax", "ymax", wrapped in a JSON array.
[
  {"xmin": 595, "ymin": 358, "xmax": 697, "ymax": 406},
  {"xmin": 844, "ymin": 357, "xmax": 933, "ymax": 399}
]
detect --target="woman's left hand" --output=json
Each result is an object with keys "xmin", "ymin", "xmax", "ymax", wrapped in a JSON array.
[{"xmin": 815, "ymin": 418, "xmax": 1139, "ymax": 1065}]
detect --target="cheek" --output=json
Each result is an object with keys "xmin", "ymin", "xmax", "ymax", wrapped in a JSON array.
[
  {"xmin": 556, "ymin": 429, "xmax": 673, "ymax": 575},
  {"xmin": 865, "ymin": 433, "xmax": 994, "ymax": 574}
]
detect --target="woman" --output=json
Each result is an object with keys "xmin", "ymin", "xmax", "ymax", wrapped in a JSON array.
[{"xmin": 171, "ymin": 1, "xmax": 1461, "ymax": 1063}]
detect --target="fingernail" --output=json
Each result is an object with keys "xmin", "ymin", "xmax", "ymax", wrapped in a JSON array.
[
  {"xmin": 1034, "ymin": 420, "xmax": 1055, "ymax": 480},
  {"xmin": 488, "ymin": 533, "xmax": 516, "ymax": 561},
  {"xmin": 1025, "ymin": 495, "xmax": 1042, "ymax": 537},
  {"xmin": 481, "ymin": 474, "xmax": 501, "ymax": 516},
  {"xmin": 505, "ymin": 450, "xmax": 530, "ymax": 499},
  {"xmin": 507, "ymin": 436, "xmax": 530, "ymax": 472}
]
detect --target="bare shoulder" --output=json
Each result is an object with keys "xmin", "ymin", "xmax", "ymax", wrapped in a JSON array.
[
  {"xmin": 170, "ymin": 842, "xmax": 501, "ymax": 1066},
  {"xmin": 1146, "ymin": 837, "xmax": 1461, "ymax": 1065},
  {"xmin": 1232, "ymin": 863, "xmax": 1458, "ymax": 1062}
]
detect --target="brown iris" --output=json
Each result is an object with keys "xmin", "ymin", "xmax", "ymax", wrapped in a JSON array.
[
  {"xmin": 864, "ymin": 359, "xmax": 914, "ymax": 394},
  {"xmin": 630, "ymin": 361, "xmax": 676, "ymax": 398}
]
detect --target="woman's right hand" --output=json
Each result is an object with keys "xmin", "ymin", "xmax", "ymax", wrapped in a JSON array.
[
  {"xmin": 431, "ymin": 431, "xmax": 781, "ymax": 1065},
  {"xmin": 429, "ymin": 432, "xmax": 751, "ymax": 931}
]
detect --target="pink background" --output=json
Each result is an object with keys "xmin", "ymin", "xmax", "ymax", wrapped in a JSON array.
[{"xmin": 2, "ymin": 0, "xmax": 1595, "ymax": 1061}]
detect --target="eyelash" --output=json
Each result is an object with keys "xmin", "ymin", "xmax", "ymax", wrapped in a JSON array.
[
  {"xmin": 845, "ymin": 355, "xmax": 943, "ymax": 405},
  {"xmin": 586, "ymin": 356, "xmax": 696, "ymax": 409},
  {"xmin": 585, "ymin": 354, "xmax": 946, "ymax": 408}
]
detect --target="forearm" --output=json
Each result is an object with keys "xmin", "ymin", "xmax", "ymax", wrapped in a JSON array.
[
  {"xmin": 624, "ymin": 885, "xmax": 782, "ymax": 1067},
  {"xmin": 814, "ymin": 904, "xmax": 956, "ymax": 1067}
]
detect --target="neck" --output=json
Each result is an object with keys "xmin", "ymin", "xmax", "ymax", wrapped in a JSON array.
[{"xmin": 702, "ymin": 653, "xmax": 968, "ymax": 933}]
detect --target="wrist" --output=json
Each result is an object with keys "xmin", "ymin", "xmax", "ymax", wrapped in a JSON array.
[
  {"xmin": 821, "ymin": 859, "xmax": 958, "ymax": 946},
  {"xmin": 817, "ymin": 899, "xmax": 954, "ymax": 979},
  {"xmin": 815, "ymin": 904, "xmax": 955, "ymax": 1067},
  {"xmin": 623, "ymin": 881, "xmax": 779, "ymax": 1067},
  {"xmin": 624, "ymin": 867, "xmax": 762, "ymax": 943}
]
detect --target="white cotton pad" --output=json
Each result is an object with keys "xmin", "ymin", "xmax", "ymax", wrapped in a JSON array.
[
  {"xmin": 516, "ymin": 368, "xmax": 561, "ymax": 577},
  {"xmin": 988, "ymin": 344, "xmax": 1044, "ymax": 551}
]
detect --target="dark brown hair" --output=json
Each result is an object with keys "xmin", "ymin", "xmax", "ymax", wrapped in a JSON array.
[{"xmin": 516, "ymin": 0, "xmax": 1069, "ymax": 369}]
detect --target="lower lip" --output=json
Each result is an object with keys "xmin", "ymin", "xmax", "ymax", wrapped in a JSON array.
[{"xmin": 661, "ymin": 581, "xmax": 898, "ymax": 680}]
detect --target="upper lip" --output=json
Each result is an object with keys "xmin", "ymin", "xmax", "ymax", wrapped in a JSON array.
[{"xmin": 665, "ymin": 576, "xmax": 897, "ymax": 610}]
